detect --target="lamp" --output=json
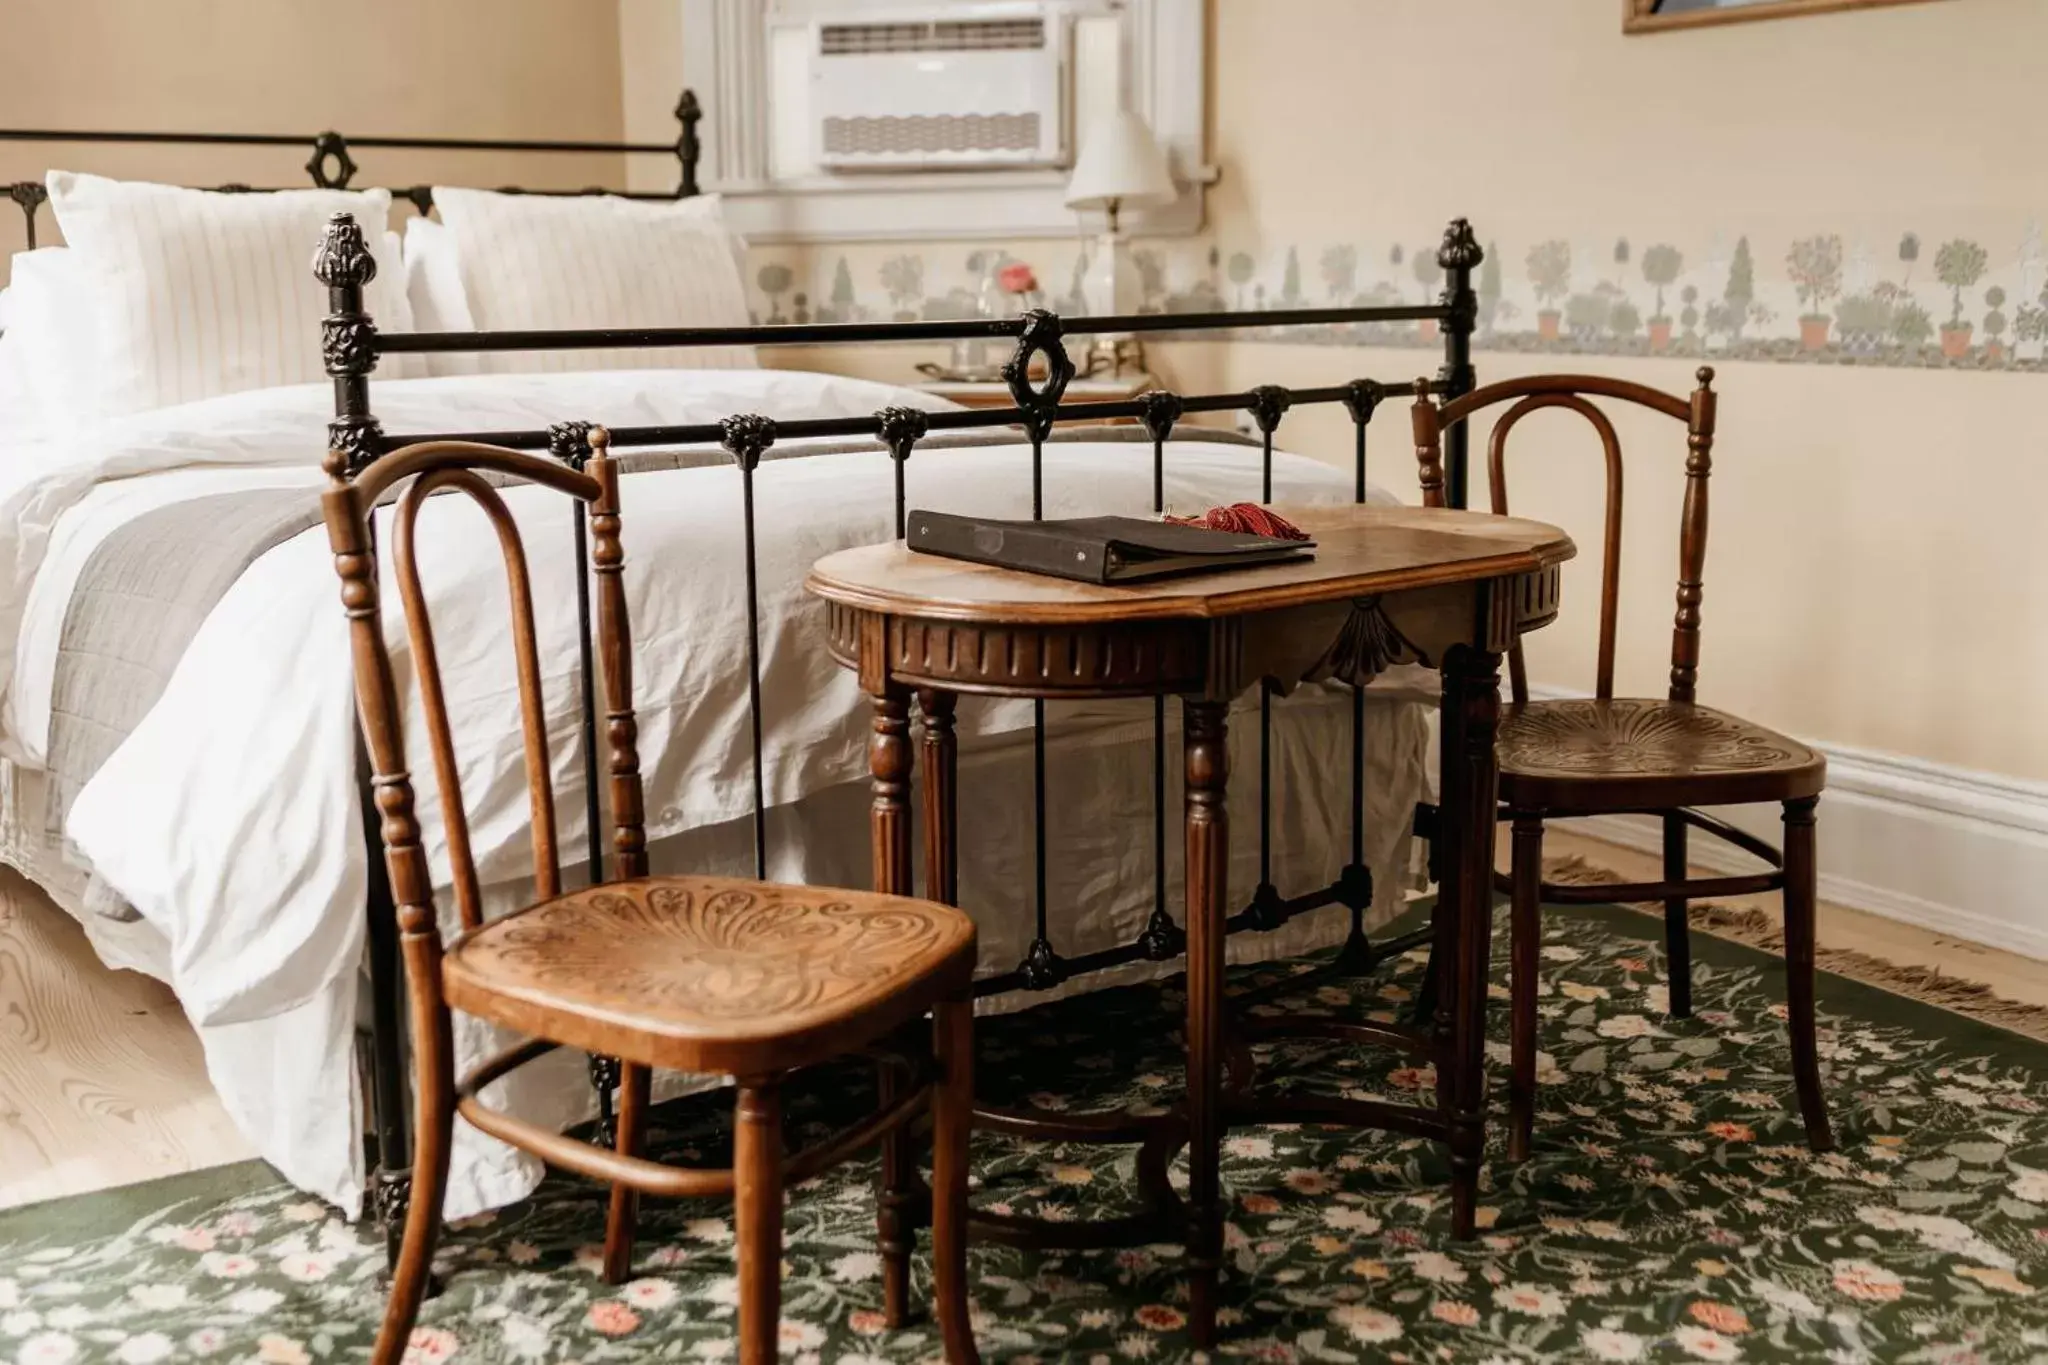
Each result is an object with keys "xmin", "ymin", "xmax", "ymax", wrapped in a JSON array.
[{"xmin": 1065, "ymin": 108, "xmax": 1177, "ymax": 377}]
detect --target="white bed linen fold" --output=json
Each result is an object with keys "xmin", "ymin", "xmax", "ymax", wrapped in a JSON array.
[{"xmin": 0, "ymin": 368, "xmax": 959, "ymax": 766}]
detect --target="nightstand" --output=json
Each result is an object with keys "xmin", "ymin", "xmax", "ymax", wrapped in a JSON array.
[{"xmin": 914, "ymin": 372, "xmax": 1158, "ymax": 422}]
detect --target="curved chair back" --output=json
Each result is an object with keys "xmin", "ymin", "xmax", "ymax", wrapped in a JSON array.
[
  {"xmin": 321, "ymin": 429, "xmax": 648, "ymax": 955},
  {"xmin": 1410, "ymin": 369, "xmax": 1717, "ymax": 706}
]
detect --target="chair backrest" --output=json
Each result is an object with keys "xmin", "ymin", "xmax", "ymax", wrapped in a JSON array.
[
  {"xmin": 1409, "ymin": 369, "xmax": 1717, "ymax": 707},
  {"xmin": 322, "ymin": 428, "xmax": 647, "ymax": 953}
]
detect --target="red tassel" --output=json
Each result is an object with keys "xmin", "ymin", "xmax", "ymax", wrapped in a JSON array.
[{"xmin": 1163, "ymin": 502, "xmax": 1310, "ymax": 542}]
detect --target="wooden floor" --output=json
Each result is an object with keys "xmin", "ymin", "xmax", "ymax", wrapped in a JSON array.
[
  {"xmin": 0, "ymin": 869, "xmax": 254, "ymax": 1210},
  {"xmin": 2, "ymin": 834, "xmax": 2044, "ymax": 1211}
]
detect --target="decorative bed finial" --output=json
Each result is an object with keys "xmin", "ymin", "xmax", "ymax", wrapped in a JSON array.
[
  {"xmin": 719, "ymin": 413, "xmax": 777, "ymax": 472},
  {"xmin": 675, "ymin": 90, "xmax": 703, "ymax": 197},
  {"xmin": 305, "ymin": 131, "xmax": 358, "ymax": 190},
  {"xmin": 549, "ymin": 420, "xmax": 596, "ymax": 471},
  {"xmin": 1341, "ymin": 379, "xmax": 1384, "ymax": 427},
  {"xmin": 1245, "ymin": 385, "xmax": 1292, "ymax": 435},
  {"xmin": 1436, "ymin": 218, "xmax": 1483, "ymax": 272},
  {"xmin": 1137, "ymin": 390, "xmax": 1184, "ymax": 444},
  {"xmin": 323, "ymin": 417, "xmax": 383, "ymax": 481},
  {"xmin": 1002, "ymin": 309, "xmax": 1076, "ymax": 442},
  {"xmin": 311, "ymin": 212, "xmax": 378, "ymax": 290},
  {"xmin": 876, "ymin": 406, "xmax": 929, "ymax": 460}
]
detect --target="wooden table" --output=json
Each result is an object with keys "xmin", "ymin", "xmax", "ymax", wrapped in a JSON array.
[{"xmin": 806, "ymin": 504, "xmax": 1574, "ymax": 1349}]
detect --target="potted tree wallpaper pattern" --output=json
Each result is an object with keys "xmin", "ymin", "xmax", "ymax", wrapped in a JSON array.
[
  {"xmin": 1983, "ymin": 286, "xmax": 2008, "ymax": 363},
  {"xmin": 754, "ymin": 217, "xmax": 2046, "ymax": 375},
  {"xmin": 1935, "ymin": 238, "xmax": 1988, "ymax": 359},
  {"xmin": 1642, "ymin": 244, "xmax": 1683, "ymax": 352},
  {"xmin": 1526, "ymin": 239, "xmax": 1571, "ymax": 341},
  {"xmin": 1787, "ymin": 234, "xmax": 1843, "ymax": 352}
]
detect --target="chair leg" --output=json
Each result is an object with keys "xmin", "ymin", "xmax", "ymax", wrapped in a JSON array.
[
  {"xmin": 1508, "ymin": 813, "xmax": 1544, "ymax": 1164},
  {"xmin": 931, "ymin": 996, "xmax": 981, "ymax": 1365},
  {"xmin": 1782, "ymin": 797, "xmax": 1835, "ymax": 1153},
  {"xmin": 1663, "ymin": 811, "xmax": 1693, "ymax": 1019},
  {"xmin": 874, "ymin": 1056, "xmax": 915, "ymax": 1328},
  {"xmin": 602, "ymin": 1062, "xmax": 652, "ymax": 1284},
  {"xmin": 370, "ymin": 957, "xmax": 456, "ymax": 1365},
  {"xmin": 734, "ymin": 1077, "xmax": 786, "ymax": 1365}
]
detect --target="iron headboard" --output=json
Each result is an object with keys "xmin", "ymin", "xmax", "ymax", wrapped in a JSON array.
[{"xmin": 0, "ymin": 90, "xmax": 702, "ymax": 248}]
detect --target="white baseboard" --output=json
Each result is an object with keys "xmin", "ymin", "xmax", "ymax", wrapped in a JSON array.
[{"xmin": 1522, "ymin": 686, "xmax": 2048, "ymax": 963}]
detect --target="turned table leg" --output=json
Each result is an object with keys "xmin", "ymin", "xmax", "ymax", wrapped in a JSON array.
[
  {"xmin": 919, "ymin": 689, "xmax": 959, "ymax": 906},
  {"xmin": 870, "ymin": 685, "xmax": 915, "ymax": 898},
  {"xmin": 1438, "ymin": 645, "xmax": 1501, "ymax": 1240},
  {"xmin": 1182, "ymin": 698, "xmax": 1230, "ymax": 1350}
]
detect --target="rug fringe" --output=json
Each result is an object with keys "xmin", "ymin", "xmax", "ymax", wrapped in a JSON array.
[{"xmin": 1541, "ymin": 853, "xmax": 2048, "ymax": 1044}]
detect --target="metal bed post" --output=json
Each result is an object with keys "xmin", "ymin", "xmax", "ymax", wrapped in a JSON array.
[
  {"xmin": 312, "ymin": 213, "xmax": 411, "ymax": 1270},
  {"xmin": 1410, "ymin": 219, "xmax": 1486, "ymax": 1026},
  {"xmin": 1437, "ymin": 219, "xmax": 1482, "ymax": 512}
]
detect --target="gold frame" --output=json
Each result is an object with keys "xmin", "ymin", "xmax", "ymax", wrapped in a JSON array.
[{"xmin": 1624, "ymin": 0, "xmax": 1945, "ymax": 34}]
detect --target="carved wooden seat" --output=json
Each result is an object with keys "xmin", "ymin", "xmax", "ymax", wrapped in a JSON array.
[
  {"xmin": 1413, "ymin": 371, "xmax": 1833, "ymax": 1167},
  {"xmin": 1496, "ymin": 698, "xmax": 1824, "ymax": 812},
  {"xmin": 322, "ymin": 429, "xmax": 979, "ymax": 1365},
  {"xmin": 444, "ymin": 877, "xmax": 976, "ymax": 1074}
]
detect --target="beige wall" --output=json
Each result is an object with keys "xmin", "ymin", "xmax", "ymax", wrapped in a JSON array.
[
  {"xmin": 1197, "ymin": 0, "xmax": 2048, "ymax": 781},
  {"xmin": 0, "ymin": 0, "xmax": 627, "ymax": 263}
]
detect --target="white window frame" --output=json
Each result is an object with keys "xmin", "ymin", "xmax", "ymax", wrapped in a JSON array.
[{"xmin": 680, "ymin": 0, "xmax": 1210, "ymax": 243}]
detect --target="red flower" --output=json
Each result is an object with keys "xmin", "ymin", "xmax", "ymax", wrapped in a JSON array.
[
  {"xmin": 998, "ymin": 262, "xmax": 1039, "ymax": 294},
  {"xmin": 1690, "ymin": 1301, "xmax": 1750, "ymax": 1334},
  {"xmin": 1135, "ymin": 1304, "xmax": 1186, "ymax": 1330},
  {"xmin": 587, "ymin": 1300, "xmax": 641, "ymax": 1336}
]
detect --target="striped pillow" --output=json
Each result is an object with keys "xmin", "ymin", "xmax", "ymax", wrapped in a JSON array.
[
  {"xmin": 430, "ymin": 188, "xmax": 755, "ymax": 373},
  {"xmin": 46, "ymin": 172, "xmax": 409, "ymax": 417}
]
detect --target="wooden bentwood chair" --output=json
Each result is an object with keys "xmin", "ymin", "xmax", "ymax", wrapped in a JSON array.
[
  {"xmin": 322, "ymin": 429, "xmax": 981, "ymax": 1365},
  {"xmin": 1411, "ymin": 369, "xmax": 1833, "ymax": 1163}
]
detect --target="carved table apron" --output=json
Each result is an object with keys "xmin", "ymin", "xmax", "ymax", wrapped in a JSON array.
[{"xmin": 805, "ymin": 504, "xmax": 1574, "ymax": 1350}]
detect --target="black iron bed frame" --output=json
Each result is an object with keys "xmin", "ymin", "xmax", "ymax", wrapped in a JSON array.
[{"xmin": 4, "ymin": 93, "xmax": 1480, "ymax": 1266}]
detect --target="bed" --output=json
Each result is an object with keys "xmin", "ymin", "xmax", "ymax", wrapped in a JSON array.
[{"xmin": 0, "ymin": 97, "xmax": 1485, "ymax": 1251}]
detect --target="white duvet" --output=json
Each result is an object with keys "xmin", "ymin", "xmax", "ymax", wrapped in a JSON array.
[{"xmin": 4, "ymin": 369, "xmax": 1432, "ymax": 1219}]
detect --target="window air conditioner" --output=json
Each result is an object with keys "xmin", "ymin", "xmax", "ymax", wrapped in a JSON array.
[{"xmin": 808, "ymin": 7, "xmax": 1069, "ymax": 172}]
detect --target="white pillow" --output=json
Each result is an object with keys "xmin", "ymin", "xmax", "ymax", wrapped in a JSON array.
[
  {"xmin": 45, "ymin": 172, "xmax": 412, "ymax": 416},
  {"xmin": 430, "ymin": 188, "xmax": 755, "ymax": 373},
  {"xmin": 2, "ymin": 249, "xmax": 102, "ymax": 438},
  {"xmin": 401, "ymin": 215, "xmax": 481, "ymax": 377}
]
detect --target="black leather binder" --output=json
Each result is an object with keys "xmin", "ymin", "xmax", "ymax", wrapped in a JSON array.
[{"xmin": 905, "ymin": 511, "xmax": 1315, "ymax": 585}]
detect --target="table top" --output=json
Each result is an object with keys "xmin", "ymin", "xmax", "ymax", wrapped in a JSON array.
[{"xmin": 806, "ymin": 505, "xmax": 1575, "ymax": 625}]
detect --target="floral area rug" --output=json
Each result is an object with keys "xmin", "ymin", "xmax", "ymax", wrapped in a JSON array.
[{"xmin": 4, "ymin": 900, "xmax": 2048, "ymax": 1364}]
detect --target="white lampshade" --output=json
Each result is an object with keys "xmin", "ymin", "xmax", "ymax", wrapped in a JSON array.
[{"xmin": 1064, "ymin": 109, "xmax": 1177, "ymax": 212}]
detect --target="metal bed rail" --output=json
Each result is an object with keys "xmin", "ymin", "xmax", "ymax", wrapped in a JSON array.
[{"xmin": 1, "ymin": 91, "xmax": 702, "ymax": 246}]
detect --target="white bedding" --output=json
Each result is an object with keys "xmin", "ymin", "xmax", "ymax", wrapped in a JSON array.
[{"xmin": 3, "ymin": 368, "xmax": 1435, "ymax": 1220}]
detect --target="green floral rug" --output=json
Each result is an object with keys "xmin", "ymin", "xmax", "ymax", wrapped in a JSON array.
[{"xmin": 5, "ymin": 901, "xmax": 2048, "ymax": 1364}]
